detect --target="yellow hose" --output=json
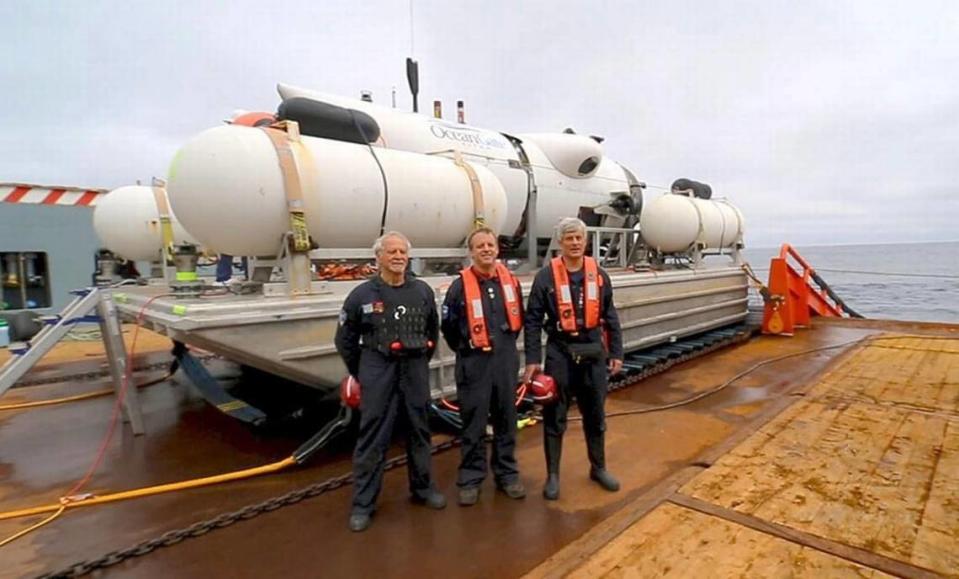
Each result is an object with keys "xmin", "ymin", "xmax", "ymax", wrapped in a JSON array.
[
  {"xmin": 0, "ymin": 456, "xmax": 297, "ymax": 522},
  {"xmin": 0, "ymin": 389, "xmax": 113, "ymax": 411},
  {"xmin": 0, "ymin": 506, "xmax": 66, "ymax": 548},
  {"xmin": 0, "ymin": 374, "xmax": 171, "ymax": 412}
]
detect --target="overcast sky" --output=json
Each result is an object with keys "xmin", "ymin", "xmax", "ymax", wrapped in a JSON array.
[{"xmin": 1, "ymin": 1, "xmax": 957, "ymax": 247}]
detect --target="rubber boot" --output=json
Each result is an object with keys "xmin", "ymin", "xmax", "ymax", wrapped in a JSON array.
[
  {"xmin": 543, "ymin": 436, "xmax": 562, "ymax": 500},
  {"xmin": 586, "ymin": 431, "xmax": 620, "ymax": 492}
]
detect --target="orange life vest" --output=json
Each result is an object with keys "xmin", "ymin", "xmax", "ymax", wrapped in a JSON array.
[
  {"xmin": 550, "ymin": 256, "xmax": 602, "ymax": 334},
  {"xmin": 460, "ymin": 262, "xmax": 523, "ymax": 350}
]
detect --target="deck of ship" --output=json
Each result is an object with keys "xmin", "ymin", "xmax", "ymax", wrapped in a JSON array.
[{"xmin": 1, "ymin": 318, "xmax": 956, "ymax": 578}]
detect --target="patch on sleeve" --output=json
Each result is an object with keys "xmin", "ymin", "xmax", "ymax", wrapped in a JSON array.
[
  {"xmin": 442, "ymin": 304, "xmax": 450, "ymax": 319},
  {"xmin": 362, "ymin": 303, "xmax": 374, "ymax": 314},
  {"xmin": 338, "ymin": 310, "xmax": 348, "ymax": 325}
]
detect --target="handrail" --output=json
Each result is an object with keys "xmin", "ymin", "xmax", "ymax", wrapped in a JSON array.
[{"xmin": 762, "ymin": 244, "xmax": 860, "ymax": 335}]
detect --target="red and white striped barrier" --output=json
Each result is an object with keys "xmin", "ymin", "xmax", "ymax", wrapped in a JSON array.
[{"xmin": 0, "ymin": 183, "xmax": 107, "ymax": 207}]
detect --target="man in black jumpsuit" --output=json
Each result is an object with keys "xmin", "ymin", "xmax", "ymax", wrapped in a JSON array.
[
  {"xmin": 441, "ymin": 227, "xmax": 526, "ymax": 506},
  {"xmin": 523, "ymin": 217, "xmax": 624, "ymax": 500},
  {"xmin": 335, "ymin": 231, "xmax": 446, "ymax": 532}
]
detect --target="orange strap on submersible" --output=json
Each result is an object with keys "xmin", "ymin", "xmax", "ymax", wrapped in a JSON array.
[
  {"xmin": 452, "ymin": 150, "xmax": 486, "ymax": 229},
  {"xmin": 260, "ymin": 121, "xmax": 312, "ymax": 253},
  {"xmin": 460, "ymin": 263, "xmax": 523, "ymax": 350},
  {"xmin": 550, "ymin": 256, "xmax": 601, "ymax": 334},
  {"xmin": 150, "ymin": 183, "xmax": 176, "ymax": 265}
]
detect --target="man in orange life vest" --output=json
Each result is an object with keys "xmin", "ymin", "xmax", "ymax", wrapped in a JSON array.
[
  {"xmin": 523, "ymin": 217, "xmax": 624, "ymax": 500},
  {"xmin": 335, "ymin": 231, "xmax": 446, "ymax": 532},
  {"xmin": 441, "ymin": 227, "xmax": 527, "ymax": 506}
]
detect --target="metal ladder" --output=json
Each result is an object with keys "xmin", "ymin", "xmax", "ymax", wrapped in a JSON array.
[{"xmin": 0, "ymin": 287, "xmax": 145, "ymax": 434}]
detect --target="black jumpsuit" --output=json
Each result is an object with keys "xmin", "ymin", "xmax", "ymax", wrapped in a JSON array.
[
  {"xmin": 335, "ymin": 275, "xmax": 440, "ymax": 515},
  {"xmin": 523, "ymin": 266, "xmax": 623, "ymax": 475},
  {"xmin": 441, "ymin": 272, "xmax": 522, "ymax": 489}
]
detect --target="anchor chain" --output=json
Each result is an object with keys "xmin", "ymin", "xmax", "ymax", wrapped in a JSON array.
[
  {"xmin": 39, "ymin": 437, "xmax": 463, "ymax": 579},
  {"xmin": 38, "ymin": 325, "xmax": 756, "ymax": 578}
]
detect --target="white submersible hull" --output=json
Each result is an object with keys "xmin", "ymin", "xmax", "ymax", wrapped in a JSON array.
[{"xmin": 101, "ymin": 86, "xmax": 748, "ymax": 397}]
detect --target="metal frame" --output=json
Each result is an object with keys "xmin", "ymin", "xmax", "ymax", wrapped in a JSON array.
[{"xmin": 0, "ymin": 287, "xmax": 145, "ymax": 434}]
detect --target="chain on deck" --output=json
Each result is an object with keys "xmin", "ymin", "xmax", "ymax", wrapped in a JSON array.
[{"xmin": 37, "ymin": 323, "xmax": 757, "ymax": 578}]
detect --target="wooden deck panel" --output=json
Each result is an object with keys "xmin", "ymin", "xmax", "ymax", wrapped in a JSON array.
[
  {"xmin": 812, "ymin": 337, "xmax": 959, "ymax": 414},
  {"xmin": 680, "ymin": 336, "xmax": 959, "ymax": 576},
  {"xmin": 568, "ymin": 503, "xmax": 892, "ymax": 579}
]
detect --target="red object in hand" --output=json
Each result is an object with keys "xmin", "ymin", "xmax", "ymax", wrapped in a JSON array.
[
  {"xmin": 529, "ymin": 373, "xmax": 558, "ymax": 405},
  {"xmin": 340, "ymin": 375, "xmax": 361, "ymax": 409},
  {"xmin": 427, "ymin": 340, "xmax": 435, "ymax": 349},
  {"xmin": 390, "ymin": 341, "xmax": 403, "ymax": 351}
]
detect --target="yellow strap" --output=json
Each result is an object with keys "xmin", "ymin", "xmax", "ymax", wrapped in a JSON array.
[
  {"xmin": 453, "ymin": 150, "xmax": 486, "ymax": 228},
  {"xmin": 261, "ymin": 123, "xmax": 312, "ymax": 253},
  {"xmin": 151, "ymin": 186, "xmax": 176, "ymax": 264}
]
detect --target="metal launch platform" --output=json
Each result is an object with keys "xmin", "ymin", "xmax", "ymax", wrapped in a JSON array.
[{"xmin": 111, "ymin": 265, "xmax": 749, "ymax": 398}]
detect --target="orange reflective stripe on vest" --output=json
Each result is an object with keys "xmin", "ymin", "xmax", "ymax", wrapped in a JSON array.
[
  {"xmin": 461, "ymin": 262, "xmax": 523, "ymax": 349},
  {"xmin": 550, "ymin": 256, "xmax": 602, "ymax": 333}
]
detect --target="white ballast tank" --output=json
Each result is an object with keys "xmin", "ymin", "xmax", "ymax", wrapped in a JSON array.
[
  {"xmin": 640, "ymin": 194, "xmax": 744, "ymax": 253},
  {"xmin": 166, "ymin": 125, "xmax": 509, "ymax": 256},
  {"xmin": 93, "ymin": 185, "xmax": 200, "ymax": 261}
]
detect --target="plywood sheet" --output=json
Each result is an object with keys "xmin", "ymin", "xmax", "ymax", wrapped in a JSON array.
[
  {"xmin": 813, "ymin": 337, "xmax": 959, "ymax": 414},
  {"xmin": 680, "ymin": 335, "xmax": 959, "ymax": 576},
  {"xmin": 569, "ymin": 503, "xmax": 892, "ymax": 579}
]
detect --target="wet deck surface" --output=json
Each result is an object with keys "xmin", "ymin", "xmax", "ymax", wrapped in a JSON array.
[{"xmin": 1, "ymin": 319, "xmax": 956, "ymax": 577}]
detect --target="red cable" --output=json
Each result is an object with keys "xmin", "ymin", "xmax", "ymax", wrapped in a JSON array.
[
  {"xmin": 514, "ymin": 383, "xmax": 527, "ymax": 407},
  {"xmin": 442, "ymin": 383, "xmax": 527, "ymax": 414},
  {"xmin": 440, "ymin": 398, "xmax": 460, "ymax": 412},
  {"xmin": 63, "ymin": 294, "xmax": 167, "ymax": 499}
]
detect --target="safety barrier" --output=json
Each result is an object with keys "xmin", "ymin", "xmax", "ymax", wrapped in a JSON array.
[{"xmin": 762, "ymin": 244, "xmax": 846, "ymax": 335}]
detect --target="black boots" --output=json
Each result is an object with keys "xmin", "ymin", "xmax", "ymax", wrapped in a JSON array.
[
  {"xmin": 543, "ymin": 436, "xmax": 562, "ymax": 500},
  {"xmin": 543, "ymin": 432, "xmax": 620, "ymax": 499},
  {"xmin": 543, "ymin": 474, "xmax": 560, "ymax": 500},
  {"xmin": 586, "ymin": 431, "xmax": 619, "ymax": 492},
  {"xmin": 348, "ymin": 511, "xmax": 372, "ymax": 532},
  {"xmin": 411, "ymin": 489, "xmax": 448, "ymax": 509},
  {"xmin": 589, "ymin": 468, "xmax": 621, "ymax": 492}
]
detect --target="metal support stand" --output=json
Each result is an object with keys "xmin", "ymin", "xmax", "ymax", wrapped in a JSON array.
[
  {"xmin": 1, "ymin": 288, "xmax": 101, "ymax": 397},
  {"xmin": 0, "ymin": 287, "xmax": 146, "ymax": 435},
  {"xmin": 97, "ymin": 292, "xmax": 145, "ymax": 435},
  {"xmin": 287, "ymin": 251, "xmax": 314, "ymax": 296}
]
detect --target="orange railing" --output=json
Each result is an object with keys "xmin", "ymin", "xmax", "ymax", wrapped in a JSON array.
[{"xmin": 762, "ymin": 244, "xmax": 846, "ymax": 335}]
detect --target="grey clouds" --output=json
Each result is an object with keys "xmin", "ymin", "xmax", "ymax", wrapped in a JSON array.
[{"xmin": 1, "ymin": 0, "xmax": 957, "ymax": 247}]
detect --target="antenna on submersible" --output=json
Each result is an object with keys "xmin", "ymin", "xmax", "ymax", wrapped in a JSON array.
[{"xmin": 406, "ymin": 57, "xmax": 419, "ymax": 113}]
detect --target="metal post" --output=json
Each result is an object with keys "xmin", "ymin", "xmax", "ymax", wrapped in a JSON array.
[
  {"xmin": 525, "ymin": 182, "xmax": 539, "ymax": 269},
  {"xmin": 97, "ymin": 292, "xmax": 145, "ymax": 435},
  {"xmin": 286, "ymin": 251, "xmax": 314, "ymax": 295}
]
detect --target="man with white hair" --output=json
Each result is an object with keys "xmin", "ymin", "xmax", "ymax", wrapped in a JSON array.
[
  {"xmin": 335, "ymin": 231, "xmax": 446, "ymax": 532},
  {"xmin": 523, "ymin": 217, "xmax": 624, "ymax": 500}
]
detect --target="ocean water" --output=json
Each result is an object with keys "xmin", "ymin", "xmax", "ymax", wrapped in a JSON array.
[{"xmin": 740, "ymin": 241, "xmax": 959, "ymax": 324}]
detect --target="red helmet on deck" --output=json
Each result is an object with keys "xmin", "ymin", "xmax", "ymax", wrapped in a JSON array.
[
  {"xmin": 529, "ymin": 373, "xmax": 558, "ymax": 405},
  {"xmin": 340, "ymin": 375, "xmax": 361, "ymax": 409}
]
